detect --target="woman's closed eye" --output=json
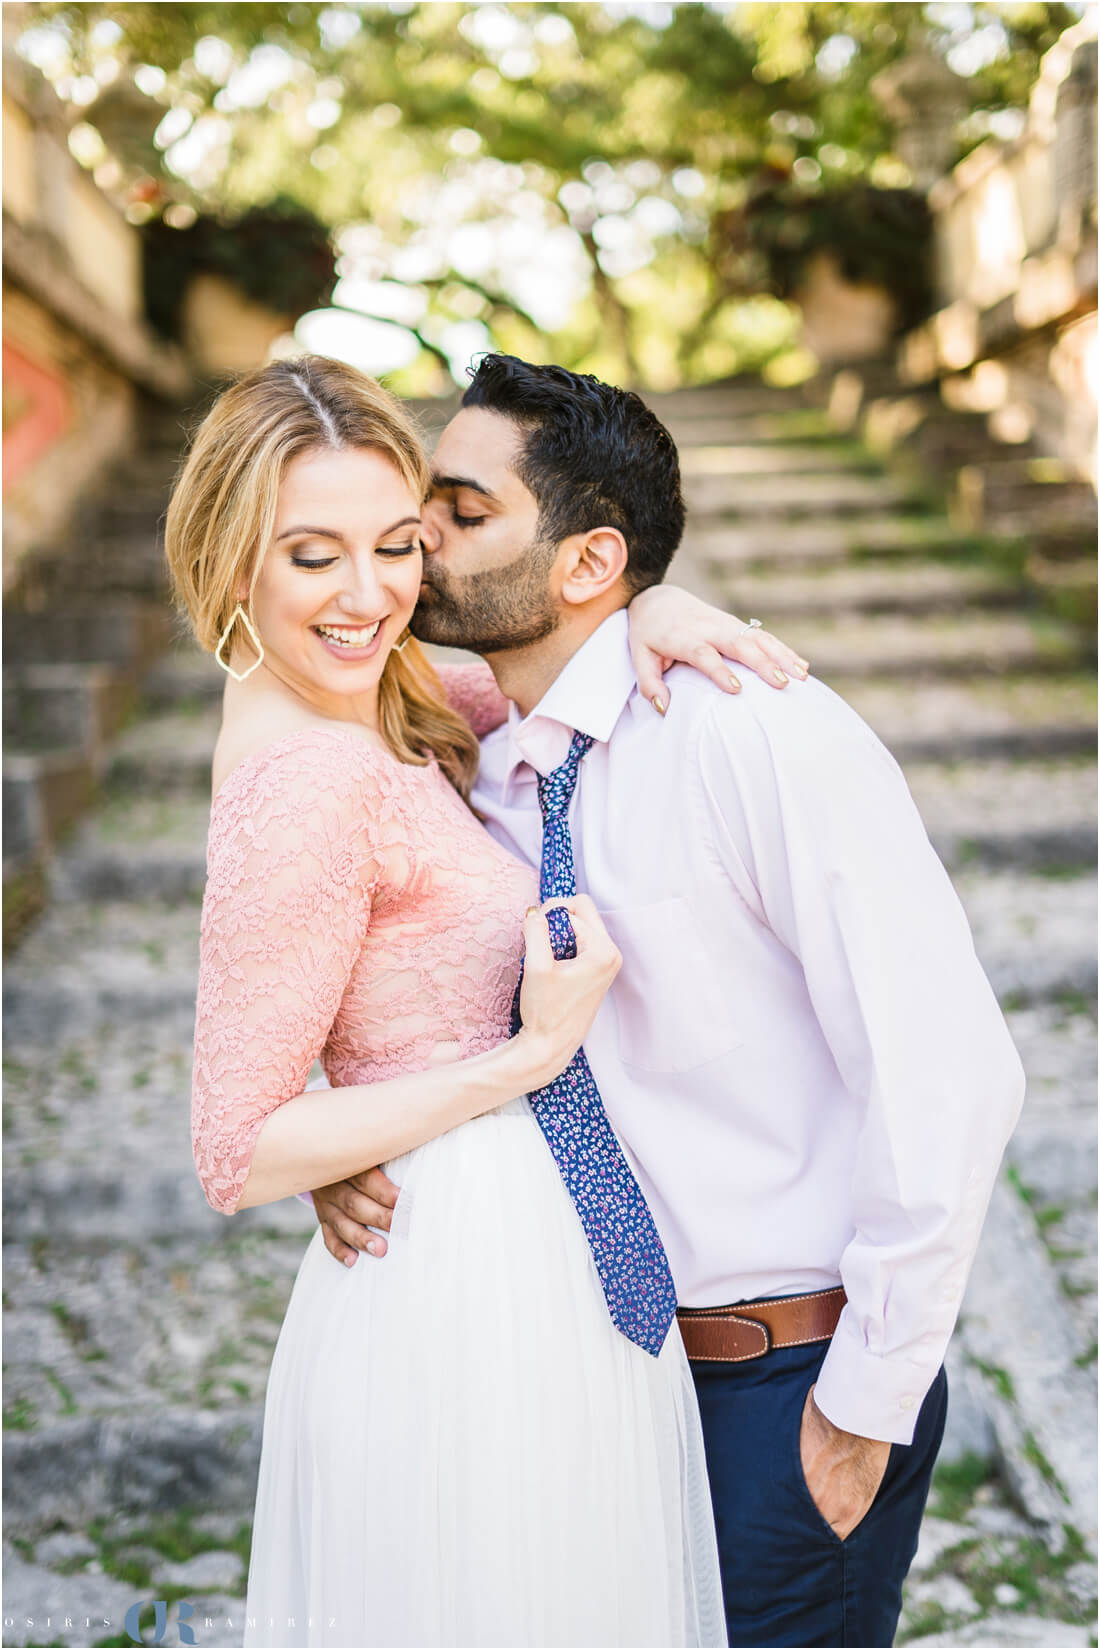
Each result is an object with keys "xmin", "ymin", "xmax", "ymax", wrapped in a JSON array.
[
  {"xmin": 376, "ymin": 540, "xmax": 423, "ymax": 558},
  {"xmin": 292, "ymin": 541, "xmax": 421, "ymax": 568}
]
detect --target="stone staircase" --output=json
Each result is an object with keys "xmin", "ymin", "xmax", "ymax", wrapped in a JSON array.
[{"xmin": 2, "ymin": 376, "xmax": 1096, "ymax": 1648}]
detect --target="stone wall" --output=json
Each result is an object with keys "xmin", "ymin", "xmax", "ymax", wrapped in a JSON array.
[
  {"xmin": 901, "ymin": 18, "xmax": 1098, "ymax": 485},
  {"xmin": 1, "ymin": 51, "xmax": 189, "ymax": 595}
]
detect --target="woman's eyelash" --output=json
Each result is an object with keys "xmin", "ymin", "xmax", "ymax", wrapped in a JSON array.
[{"xmin": 291, "ymin": 542, "xmax": 421, "ymax": 569}]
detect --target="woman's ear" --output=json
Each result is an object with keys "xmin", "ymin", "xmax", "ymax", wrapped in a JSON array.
[{"xmin": 560, "ymin": 527, "xmax": 629, "ymax": 606}]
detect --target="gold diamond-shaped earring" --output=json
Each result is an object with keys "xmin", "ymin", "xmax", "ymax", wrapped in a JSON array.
[{"xmin": 215, "ymin": 604, "xmax": 265, "ymax": 682}]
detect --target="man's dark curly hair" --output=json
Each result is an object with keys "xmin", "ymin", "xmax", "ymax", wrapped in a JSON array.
[{"xmin": 461, "ymin": 354, "xmax": 685, "ymax": 594}]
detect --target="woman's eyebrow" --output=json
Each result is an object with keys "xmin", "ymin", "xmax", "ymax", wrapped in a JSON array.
[
  {"xmin": 276, "ymin": 516, "xmax": 421, "ymax": 542},
  {"xmin": 429, "ymin": 471, "xmax": 500, "ymax": 503},
  {"xmin": 276, "ymin": 524, "xmax": 344, "ymax": 541}
]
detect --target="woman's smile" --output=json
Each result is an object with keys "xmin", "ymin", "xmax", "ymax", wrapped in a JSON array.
[{"xmin": 312, "ymin": 618, "xmax": 386, "ymax": 659}]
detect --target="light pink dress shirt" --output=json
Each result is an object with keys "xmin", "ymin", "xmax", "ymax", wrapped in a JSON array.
[{"xmin": 469, "ymin": 609, "xmax": 1026, "ymax": 1446}]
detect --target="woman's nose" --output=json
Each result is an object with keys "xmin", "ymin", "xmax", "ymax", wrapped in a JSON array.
[{"xmin": 335, "ymin": 558, "xmax": 385, "ymax": 616}]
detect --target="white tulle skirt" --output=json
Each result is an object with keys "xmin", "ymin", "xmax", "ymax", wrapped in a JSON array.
[{"xmin": 242, "ymin": 1095, "xmax": 726, "ymax": 1648}]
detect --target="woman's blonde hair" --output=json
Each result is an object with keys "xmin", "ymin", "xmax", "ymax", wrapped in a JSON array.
[{"xmin": 164, "ymin": 354, "xmax": 480, "ymax": 798}]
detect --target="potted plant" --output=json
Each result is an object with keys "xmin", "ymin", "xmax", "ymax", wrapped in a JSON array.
[
  {"xmin": 717, "ymin": 170, "xmax": 934, "ymax": 363},
  {"xmin": 143, "ymin": 200, "xmax": 337, "ymax": 376}
]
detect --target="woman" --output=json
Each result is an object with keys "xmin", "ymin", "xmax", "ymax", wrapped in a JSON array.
[{"xmin": 169, "ymin": 355, "xmax": 805, "ymax": 1649}]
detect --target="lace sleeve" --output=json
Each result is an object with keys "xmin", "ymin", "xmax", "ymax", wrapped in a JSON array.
[
  {"xmin": 192, "ymin": 736, "xmax": 382, "ymax": 1215},
  {"xmin": 434, "ymin": 659, "xmax": 510, "ymax": 736}
]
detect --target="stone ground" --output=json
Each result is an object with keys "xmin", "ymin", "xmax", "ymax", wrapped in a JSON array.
[{"xmin": 2, "ymin": 381, "xmax": 1096, "ymax": 1649}]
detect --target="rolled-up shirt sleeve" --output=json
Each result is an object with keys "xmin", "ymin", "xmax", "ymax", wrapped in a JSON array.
[{"xmin": 696, "ymin": 684, "xmax": 1026, "ymax": 1444}]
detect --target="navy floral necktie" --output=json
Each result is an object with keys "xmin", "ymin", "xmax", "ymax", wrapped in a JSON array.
[{"xmin": 511, "ymin": 729, "xmax": 678, "ymax": 1358}]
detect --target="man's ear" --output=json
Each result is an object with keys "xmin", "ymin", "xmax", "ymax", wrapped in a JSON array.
[{"xmin": 559, "ymin": 527, "xmax": 629, "ymax": 607}]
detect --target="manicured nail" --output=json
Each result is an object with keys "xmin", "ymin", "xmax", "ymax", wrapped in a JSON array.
[
  {"xmin": 726, "ymin": 673, "xmax": 741, "ymax": 693},
  {"xmin": 774, "ymin": 670, "xmax": 788, "ymax": 685},
  {"xmin": 366, "ymin": 1240, "xmax": 378, "ymax": 1256},
  {"xmin": 652, "ymin": 696, "xmax": 667, "ymax": 716},
  {"xmin": 343, "ymin": 1253, "xmax": 356, "ymax": 1267}
]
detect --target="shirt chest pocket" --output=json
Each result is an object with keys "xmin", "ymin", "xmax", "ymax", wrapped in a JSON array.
[{"xmin": 601, "ymin": 897, "xmax": 743, "ymax": 1075}]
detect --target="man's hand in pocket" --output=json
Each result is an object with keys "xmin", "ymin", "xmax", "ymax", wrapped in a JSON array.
[
  {"xmin": 312, "ymin": 1168, "xmax": 401, "ymax": 1266},
  {"xmin": 799, "ymin": 1382, "xmax": 892, "ymax": 1540}
]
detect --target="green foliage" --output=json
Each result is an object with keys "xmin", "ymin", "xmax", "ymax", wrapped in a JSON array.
[{"xmin": 22, "ymin": 1, "xmax": 1082, "ymax": 383}]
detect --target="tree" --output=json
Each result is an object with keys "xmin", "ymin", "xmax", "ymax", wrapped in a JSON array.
[{"xmin": 16, "ymin": 1, "xmax": 1082, "ymax": 387}]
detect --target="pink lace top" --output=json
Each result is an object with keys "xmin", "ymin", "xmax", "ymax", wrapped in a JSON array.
[{"xmin": 191, "ymin": 662, "xmax": 533, "ymax": 1215}]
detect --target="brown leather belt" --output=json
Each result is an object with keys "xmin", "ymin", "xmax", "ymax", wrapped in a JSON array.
[{"xmin": 676, "ymin": 1285, "xmax": 846, "ymax": 1364}]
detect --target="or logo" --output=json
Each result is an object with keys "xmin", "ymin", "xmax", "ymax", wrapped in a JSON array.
[{"xmin": 124, "ymin": 1599, "xmax": 196, "ymax": 1645}]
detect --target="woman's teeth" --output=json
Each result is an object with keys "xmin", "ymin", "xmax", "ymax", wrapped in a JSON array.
[{"xmin": 314, "ymin": 622, "xmax": 381, "ymax": 647}]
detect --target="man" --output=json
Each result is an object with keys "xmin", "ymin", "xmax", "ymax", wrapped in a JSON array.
[{"xmin": 308, "ymin": 355, "xmax": 1026, "ymax": 1646}]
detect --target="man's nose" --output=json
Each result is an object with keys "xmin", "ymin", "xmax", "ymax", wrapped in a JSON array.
[{"xmin": 419, "ymin": 504, "xmax": 443, "ymax": 554}]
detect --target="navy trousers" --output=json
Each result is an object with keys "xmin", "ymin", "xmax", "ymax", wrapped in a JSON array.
[{"xmin": 690, "ymin": 1302, "xmax": 949, "ymax": 1648}]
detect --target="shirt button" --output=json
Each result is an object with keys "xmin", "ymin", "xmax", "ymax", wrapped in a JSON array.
[{"xmin": 899, "ymin": 1394, "xmax": 916, "ymax": 1411}]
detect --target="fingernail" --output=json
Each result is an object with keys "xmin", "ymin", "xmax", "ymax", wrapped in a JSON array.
[
  {"xmin": 343, "ymin": 1254, "xmax": 356, "ymax": 1267},
  {"xmin": 525, "ymin": 905, "xmax": 540, "ymax": 917},
  {"xmin": 366, "ymin": 1240, "xmax": 378, "ymax": 1256},
  {"xmin": 652, "ymin": 696, "xmax": 666, "ymax": 716},
  {"xmin": 774, "ymin": 670, "xmax": 788, "ymax": 685},
  {"xmin": 726, "ymin": 673, "xmax": 741, "ymax": 693}
]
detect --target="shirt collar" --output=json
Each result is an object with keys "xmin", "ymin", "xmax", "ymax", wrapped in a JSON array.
[{"xmin": 502, "ymin": 609, "xmax": 638, "ymax": 789}]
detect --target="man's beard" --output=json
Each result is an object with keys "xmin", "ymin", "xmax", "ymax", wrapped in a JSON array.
[{"xmin": 411, "ymin": 534, "xmax": 561, "ymax": 655}]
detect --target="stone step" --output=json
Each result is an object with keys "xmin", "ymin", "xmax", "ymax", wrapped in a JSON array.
[
  {"xmin": 907, "ymin": 757, "xmax": 1097, "ymax": 872},
  {"xmin": 108, "ymin": 705, "xmax": 220, "ymax": 794},
  {"xmin": 90, "ymin": 482, "xmax": 174, "ymax": 524},
  {"xmin": 958, "ymin": 1172, "xmax": 1097, "ymax": 1550},
  {"xmin": 791, "ymin": 612, "xmax": 1084, "ymax": 682},
  {"xmin": 834, "ymin": 675, "xmax": 1097, "ymax": 764},
  {"xmin": 45, "ymin": 795, "xmax": 210, "ymax": 904},
  {"xmin": 644, "ymin": 382, "xmax": 816, "ymax": 420},
  {"xmin": 712, "ymin": 559, "xmax": 1023, "ymax": 618},
  {"xmin": 142, "ymin": 648, "xmax": 224, "ymax": 709},
  {"xmin": 4, "ymin": 663, "xmax": 136, "ymax": 759},
  {"xmin": 953, "ymin": 871, "xmax": 1097, "ymax": 1002},
  {"xmin": 3, "ymin": 750, "xmax": 96, "ymax": 876},
  {"xmin": 2, "ymin": 1016, "xmax": 315, "ymax": 1246},
  {"xmin": 3, "ymin": 898, "xmax": 202, "ymax": 1041},
  {"xmin": 685, "ymin": 516, "xmax": 1013, "ymax": 566},
  {"xmin": 659, "ymin": 409, "xmax": 838, "ymax": 448},
  {"xmin": 679, "ymin": 442, "xmax": 881, "ymax": 477},
  {"xmin": 683, "ymin": 470, "xmax": 922, "ymax": 517},
  {"xmin": 72, "ymin": 528, "xmax": 169, "ymax": 594},
  {"xmin": 3, "ymin": 1399, "xmax": 265, "ymax": 1545},
  {"xmin": 1, "ymin": 1538, "xmax": 245, "ymax": 1650},
  {"xmin": 966, "ymin": 456, "xmax": 1097, "ymax": 513},
  {"xmin": 1, "ymin": 1208, "xmax": 314, "ymax": 1534},
  {"xmin": 1, "ymin": 598, "xmax": 172, "ymax": 671},
  {"xmin": 1001, "ymin": 999, "xmax": 1097, "ymax": 1360}
]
